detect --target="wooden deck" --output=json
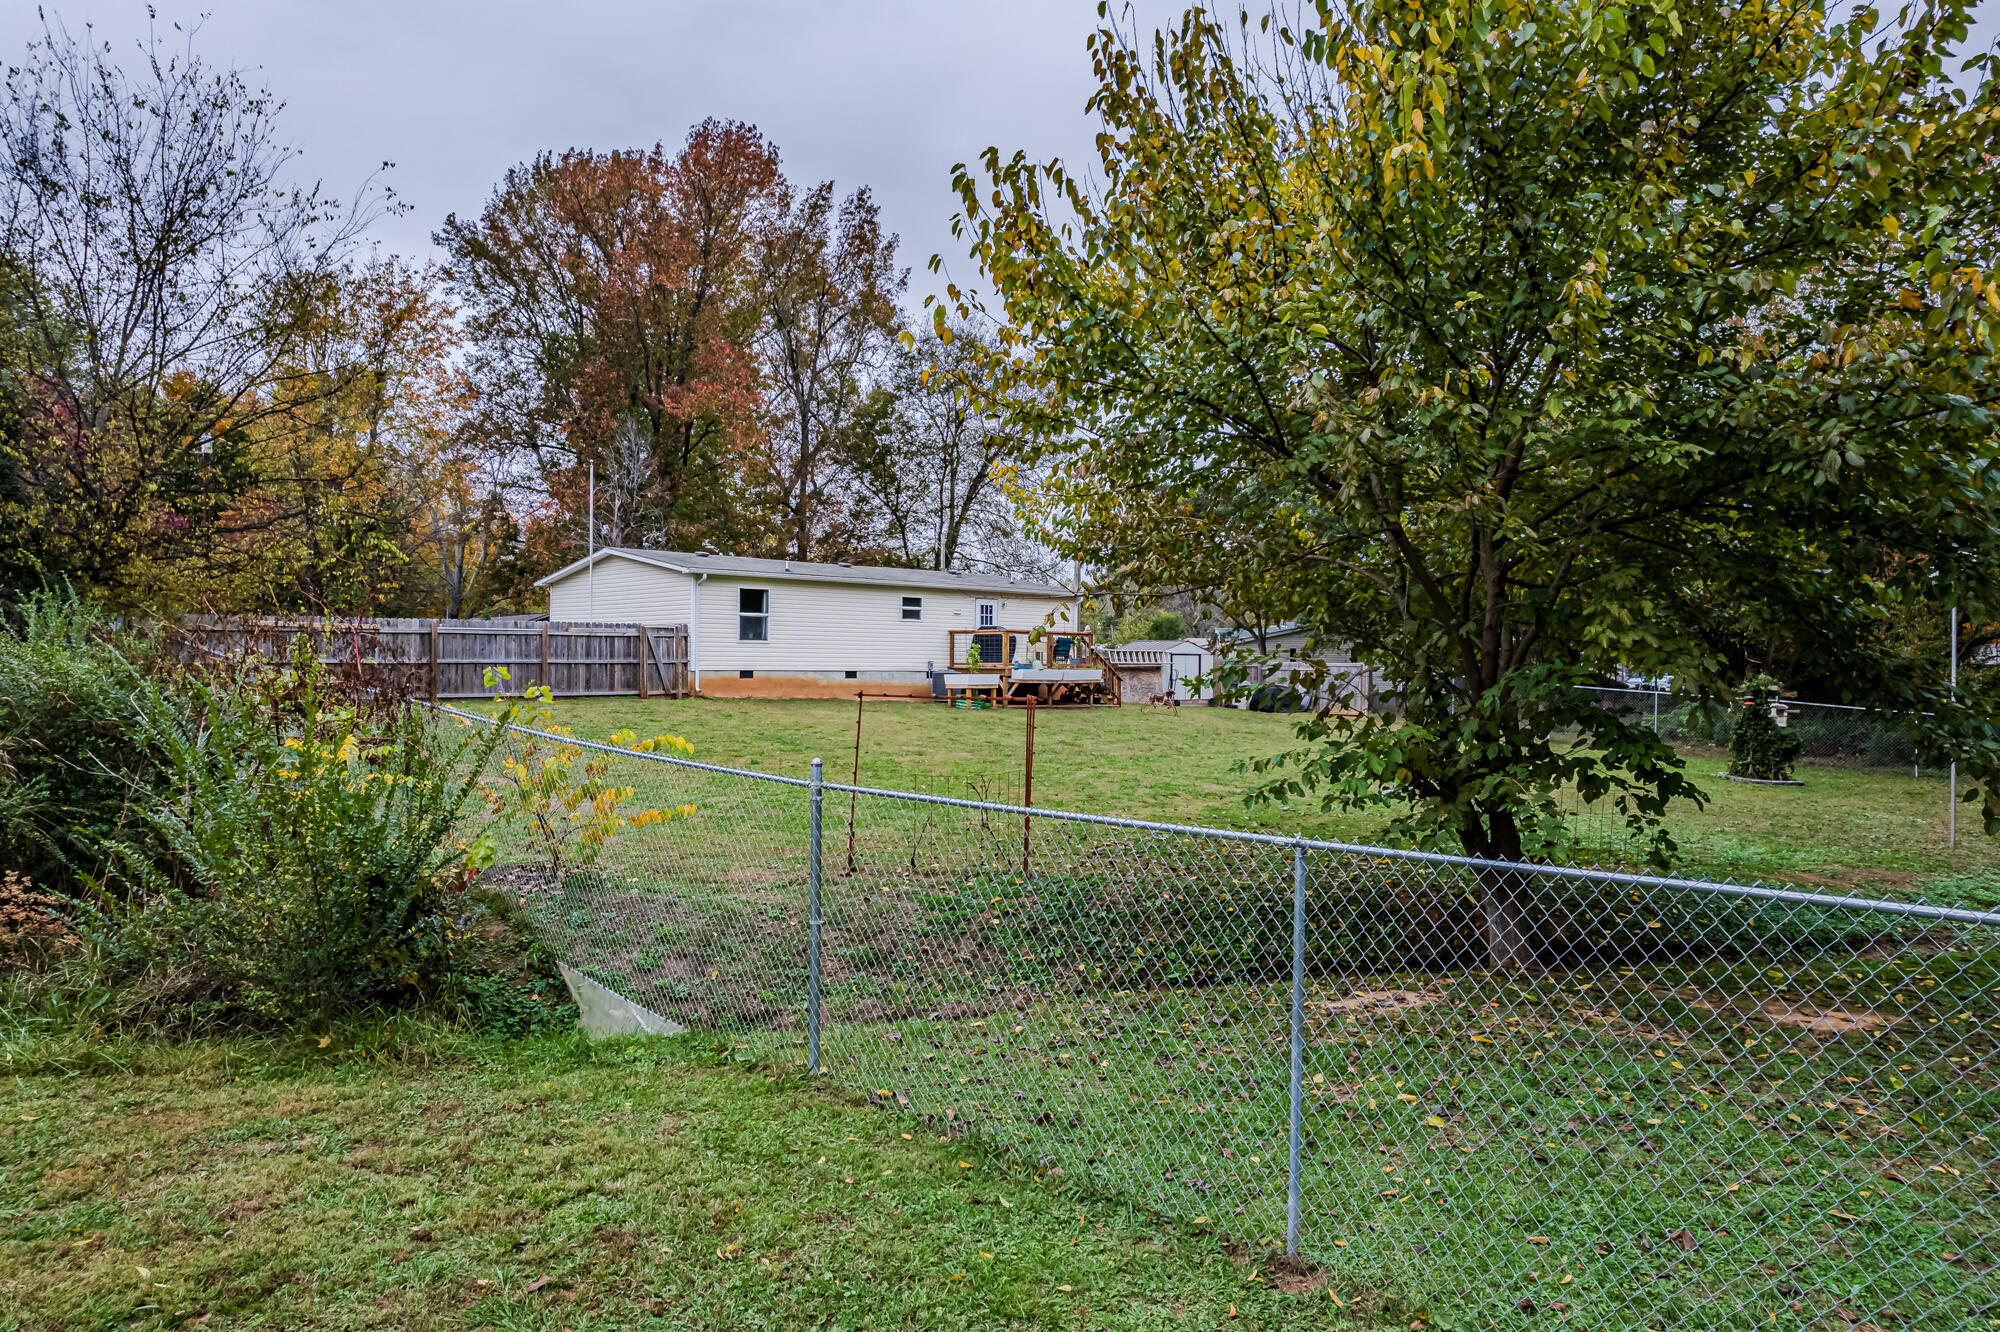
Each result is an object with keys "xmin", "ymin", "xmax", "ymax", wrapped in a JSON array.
[{"xmin": 940, "ymin": 629, "xmax": 1120, "ymax": 706}]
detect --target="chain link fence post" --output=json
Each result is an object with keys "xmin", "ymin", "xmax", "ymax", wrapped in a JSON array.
[
  {"xmin": 1286, "ymin": 837, "xmax": 1306, "ymax": 1257},
  {"xmin": 808, "ymin": 756, "xmax": 824, "ymax": 1074}
]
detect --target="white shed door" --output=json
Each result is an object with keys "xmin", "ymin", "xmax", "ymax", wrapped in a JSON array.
[{"xmin": 1167, "ymin": 652, "xmax": 1203, "ymax": 700}]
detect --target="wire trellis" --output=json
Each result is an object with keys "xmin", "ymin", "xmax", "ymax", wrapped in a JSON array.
[{"xmin": 438, "ymin": 704, "xmax": 2000, "ymax": 1332}]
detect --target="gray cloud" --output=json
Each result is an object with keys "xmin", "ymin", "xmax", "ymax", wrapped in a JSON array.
[
  {"xmin": 0, "ymin": 2, "xmax": 1187, "ymax": 307},
  {"xmin": 5, "ymin": 1, "xmax": 1993, "ymax": 315}
]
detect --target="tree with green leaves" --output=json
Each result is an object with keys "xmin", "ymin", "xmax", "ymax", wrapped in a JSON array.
[
  {"xmin": 0, "ymin": 14, "xmax": 378, "ymax": 602},
  {"xmin": 949, "ymin": 0, "xmax": 2000, "ymax": 961}
]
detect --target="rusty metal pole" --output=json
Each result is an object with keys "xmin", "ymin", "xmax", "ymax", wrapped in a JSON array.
[
  {"xmin": 847, "ymin": 690, "xmax": 863, "ymax": 874},
  {"xmin": 1023, "ymin": 694, "xmax": 1036, "ymax": 880}
]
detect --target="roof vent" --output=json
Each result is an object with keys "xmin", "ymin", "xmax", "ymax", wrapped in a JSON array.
[
  {"xmin": 837, "ymin": 561, "xmax": 852, "ymax": 567},
  {"xmin": 783, "ymin": 559, "xmax": 791, "ymax": 571},
  {"xmin": 696, "ymin": 551, "xmax": 710, "ymax": 558}
]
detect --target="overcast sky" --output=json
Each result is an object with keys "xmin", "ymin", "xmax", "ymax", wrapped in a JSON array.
[
  {"xmin": 0, "ymin": 2, "xmax": 1193, "ymax": 308},
  {"xmin": 4, "ymin": 1, "xmax": 1995, "ymax": 313}
]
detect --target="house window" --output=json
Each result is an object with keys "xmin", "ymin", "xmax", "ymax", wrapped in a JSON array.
[
  {"xmin": 738, "ymin": 588, "xmax": 768, "ymax": 641},
  {"xmin": 977, "ymin": 601, "xmax": 996, "ymax": 628},
  {"xmin": 902, "ymin": 596, "xmax": 922, "ymax": 620}
]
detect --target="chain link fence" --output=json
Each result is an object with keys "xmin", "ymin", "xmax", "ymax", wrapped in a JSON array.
[
  {"xmin": 444, "ymin": 705, "xmax": 1999, "ymax": 1331},
  {"xmin": 1574, "ymin": 686, "xmax": 1934, "ymax": 772}
]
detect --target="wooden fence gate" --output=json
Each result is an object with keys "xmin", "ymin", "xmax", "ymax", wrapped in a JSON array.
[{"xmin": 176, "ymin": 616, "xmax": 691, "ymax": 700}]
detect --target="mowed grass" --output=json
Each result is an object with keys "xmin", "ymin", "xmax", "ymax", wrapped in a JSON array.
[
  {"xmin": 0, "ymin": 1031, "xmax": 1391, "ymax": 1332},
  {"xmin": 468, "ymin": 696, "xmax": 2000, "ymax": 897}
]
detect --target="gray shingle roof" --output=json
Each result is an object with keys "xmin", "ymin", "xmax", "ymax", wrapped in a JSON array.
[{"xmin": 537, "ymin": 548, "xmax": 1073, "ymax": 598}]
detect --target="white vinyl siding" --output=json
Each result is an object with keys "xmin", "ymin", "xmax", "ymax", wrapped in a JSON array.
[
  {"xmin": 697, "ymin": 576, "xmax": 1074, "ymax": 675},
  {"xmin": 544, "ymin": 554, "xmax": 692, "ymax": 625},
  {"xmin": 543, "ymin": 557, "xmax": 1077, "ymax": 676}
]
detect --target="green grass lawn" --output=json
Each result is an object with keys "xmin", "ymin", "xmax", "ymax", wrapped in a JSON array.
[
  {"xmin": 467, "ymin": 696, "xmax": 2000, "ymax": 899},
  {"xmin": 0, "ymin": 1030, "xmax": 1390, "ymax": 1331},
  {"xmin": 8, "ymin": 701, "xmax": 1996, "ymax": 1330}
]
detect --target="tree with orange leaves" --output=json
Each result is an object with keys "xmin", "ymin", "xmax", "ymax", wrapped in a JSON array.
[{"xmin": 438, "ymin": 120, "xmax": 782, "ymax": 557}]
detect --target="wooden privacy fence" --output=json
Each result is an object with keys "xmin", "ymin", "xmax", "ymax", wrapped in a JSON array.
[{"xmin": 177, "ymin": 616, "xmax": 690, "ymax": 700}]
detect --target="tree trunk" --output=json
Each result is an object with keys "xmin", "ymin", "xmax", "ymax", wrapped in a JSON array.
[{"xmin": 1464, "ymin": 807, "xmax": 1531, "ymax": 969}]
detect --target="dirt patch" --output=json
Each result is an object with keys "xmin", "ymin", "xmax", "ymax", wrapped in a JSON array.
[
  {"xmin": 1759, "ymin": 1003, "xmax": 1901, "ymax": 1035},
  {"xmin": 1324, "ymin": 989, "xmax": 1436, "ymax": 1015},
  {"xmin": 1267, "ymin": 1252, "xmax": 1328, "ymax": 1295}
]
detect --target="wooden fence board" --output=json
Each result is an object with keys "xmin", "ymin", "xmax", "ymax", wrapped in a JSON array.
[{"xmin": 174, "ymin": 616, "xmax": 689, "ymax": 699}]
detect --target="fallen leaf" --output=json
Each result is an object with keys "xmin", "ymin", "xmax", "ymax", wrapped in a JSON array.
[
  {"xmin": 1055, "ymin": 1285, "xmax": 1073, "ymax": 1292},
  {"xmin": 1228, "ymin": 1305, "xmax": 1238, "ymax": 1319},
  {"xmin": 1527, "ymin": 1236, "xmax": 1549, "ymax": 1245},
  {"xmin": 525, "ymin": 1275, "xmax": 550, "ymax": 1293},
  {"xmin": 959, "ymin": 1161, "xmax": 973, "ymax": 1169},
  {"xmin": 1669, "ymin": 1230, "xmax": 1699, "ymax": 1252},
  {"xmin": 317, "ymin": 1036, "xmax": 331, "ymax": 1049}
]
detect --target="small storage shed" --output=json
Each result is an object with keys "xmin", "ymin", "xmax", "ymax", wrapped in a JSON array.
[
  {"xmin": 1104, "ymin": 638, "xmax": 1215, "ymax": 703},
  {"xmin": 1213, "ymin": 622, "xmax": 1374, "ymax": 712}
]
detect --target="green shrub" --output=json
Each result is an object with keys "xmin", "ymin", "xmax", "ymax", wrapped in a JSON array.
[
  {"xmin": 0, "ymin": 590, "xmax": 164, "ymax": 895},
  {"xmin": 1728, "ymin": 686, "xmax": 1804, "ymax": 781},
  {"xmin": 102, "ymin": 646, "xmax": 509, "ymax": 1028}
]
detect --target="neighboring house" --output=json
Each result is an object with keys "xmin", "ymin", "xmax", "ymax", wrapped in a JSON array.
[
  {"xmin": 1214, "ymin": 621, "xmax": 1374, "ymax": 712},
  {"xmin": 537, "ymin": 549, "xmax": 1080, "ymax": 698},
  {"xmin": 1105, "ymin": 638, "xmax": 1215, "ymax": 703}
]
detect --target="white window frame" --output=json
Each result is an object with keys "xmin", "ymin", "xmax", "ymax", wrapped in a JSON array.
[
  {"xmin": 901, "ymin": 595, "xmax": 923, "ymax": 621},
  {"xmin": 977, "ymin": 600, "xmax": 996, "ymax": 628},
  {"xmin": 738, "ymin": 588, "xmax": 769, "ymax": 642}
]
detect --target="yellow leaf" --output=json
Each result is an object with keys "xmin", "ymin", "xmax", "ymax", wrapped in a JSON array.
[{"xmin": 317, "ymin": 1035, "xmax": 331, "ymax": 1048}]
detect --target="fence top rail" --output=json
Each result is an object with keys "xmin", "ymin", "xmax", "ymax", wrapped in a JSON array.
[
  {"xmin": 1590, "ymin": 684, "xmax": 1877, "ymax": 714},
  {"xmin": 431, "ymin": 703, "xmax": 812, "ymax": 789},
  {"xmin": 428, "ymin": 703, "xmax": 2000, "ymax": 928}
]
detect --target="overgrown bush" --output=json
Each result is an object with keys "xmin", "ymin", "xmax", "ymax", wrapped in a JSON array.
[
  {"xmin": 1728, "ymin": 681, "xmax": 1804, "ymax": 781},
  {"xmin": 98, "ymin": 645, "xmax": 511, "ymax": 1028},
  {"xmin": 0, "ymin": 590, "xmax": 165, "ymax": 895}
]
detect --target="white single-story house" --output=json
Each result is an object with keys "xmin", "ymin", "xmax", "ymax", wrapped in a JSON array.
[
  {"xmin": 1104, "ymin": 638, "xmax": 1215, "ymax": 703},
  {"xmin": 537, "ymin": 549, "xmax": 1082, "ymax": 698}
]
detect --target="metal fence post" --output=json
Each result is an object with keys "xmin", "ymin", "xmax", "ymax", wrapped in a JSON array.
[
  {"xmin": 808, "ymin": 757, "xmax": 825, "ymax": 1074},
  {"xmin": 1286, "ymin": 838, "xmax": 1306, "ymax": 1257}
]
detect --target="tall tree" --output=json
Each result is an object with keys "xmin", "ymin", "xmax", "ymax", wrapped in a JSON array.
[
  {"xmin": 848, "ymin": 322, "xmax": 1043, "ymax": 572},
  {"xmin": 953, "ymin": 1, "xmax": 2000, "ymax": 958},
  {"xmin": 437, "ymin": 122, "xmax": 780, "ymax": 556},
  {"xmin": 0, "ymin": 14, "xmax": 377, "ymax": 600},
  {"xmin": 756, "ymin": 184, "xmax": 904, "ymax": 561}
]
